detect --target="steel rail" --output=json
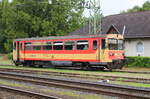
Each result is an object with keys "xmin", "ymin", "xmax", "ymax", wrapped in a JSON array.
[
  {"xmin": 0, "ymin": 71, "xmax": 149, "ymax": 99},
  {"xmin": 0, "ymin": 68, "xmax": 150, "ymax": 84},
  {"xmin": 0, "ymin": 64, "xmax": 150, "ymax": 74},
  {"xmin": 0, "ymin": 85, "xmax": 61, "ymax": 99}
]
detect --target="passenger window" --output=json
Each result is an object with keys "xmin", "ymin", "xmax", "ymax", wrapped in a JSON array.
[
  {"xmin": 64, "ymin": 41, "xmax": 75, "ymax": 50},
  {"xmin": 77, "ymin": 40, "xmax": 88, "ymax": 50},
  {"xmin": 43, "ymin": 42, "xmax": 52, "ymax": 50},
  {"xmin": 53, "ymin": 41, "xmax": 63, "ymax": 50},
  {"xmin": 25, "ymin": 42, "xmax": 32, "ymax": 50},
  {"xmin": 33, "ymin": 46, "xmax": 41, "ymax": 50},
  {"xmin": 102, "ymin": 39, "xmax": 106, "ymax": 49},
  {"xmin": 93, "ymin": 40, "xmax": 97, "ymax": 50}
]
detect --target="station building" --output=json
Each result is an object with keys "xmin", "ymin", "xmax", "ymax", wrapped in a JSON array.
[{"xmin": 69, "ymin": 11, "xmax": 150, "ymax": 57}]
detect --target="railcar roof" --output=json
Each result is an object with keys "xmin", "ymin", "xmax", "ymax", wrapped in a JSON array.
[{"xmin": 14, "ymin": 35, "xmax": 107, "ymax": 41}]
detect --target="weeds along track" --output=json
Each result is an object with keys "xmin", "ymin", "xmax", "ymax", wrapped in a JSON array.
[
  {"xmin": 0, "ymin": 68, "xmax": 150, "ymax": 84},
  {"xmin": 114, "ymin": 70, "xmax": 150, "ymax": 74},
  {"xmin": 0, "ymin": 85, "xmax": 60, "ymax": 99},
  {"xmin": 0, "ymin": 71, "xmax": 150, "ymax": 99}
]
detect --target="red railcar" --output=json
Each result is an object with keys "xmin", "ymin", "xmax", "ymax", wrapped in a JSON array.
[{"xmin": 13, "ymin": 34, "xmax": 125, "ymax": 70}]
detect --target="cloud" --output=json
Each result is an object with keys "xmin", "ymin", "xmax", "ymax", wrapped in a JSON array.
[{"xmin": 101, "ymin": 0, "xmax": 149, "ymax": 16}]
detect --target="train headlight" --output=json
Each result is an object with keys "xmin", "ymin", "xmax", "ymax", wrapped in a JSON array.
[{"xmin": 109, "ymin": 53, "xmax": 114, "ymax": 56}]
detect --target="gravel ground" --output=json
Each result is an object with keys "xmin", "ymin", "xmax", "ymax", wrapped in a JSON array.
[
  {"xmin": 0, "ymin": 79, "xmax": 123, "ymax": 99},
  {"xmin": 0, "ymin": 90, "xmax": 37, "ymax": 99},
  {"xmin": 1, "ymin": 66, "xmax": 150, "ymax": 79}
]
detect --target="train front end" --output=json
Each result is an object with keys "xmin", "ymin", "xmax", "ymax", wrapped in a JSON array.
[{"xmin": 106, "ymin": 34, "xmax": 125, "ymax": 70}]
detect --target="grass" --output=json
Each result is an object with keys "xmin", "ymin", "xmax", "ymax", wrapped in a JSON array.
[
  {"xmin": 111, "ymin": 81, "xmax": 150, "ymax": 88},
  {"xmin": 122, "ymin": 67, "xmax": 150, "ymax": 72},
  {"xmin": 0, "ymin": 54, "xmax": 13, "ymax": 65},
  {"xmin": 58, "ymin": 91, "xmax": 103, "ymax": 99},
  {"xmin": 0, "ymin": 80, "xmax": 29, "ymax": 88}
]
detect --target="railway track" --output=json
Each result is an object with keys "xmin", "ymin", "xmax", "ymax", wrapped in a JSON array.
[
  {"xmin": 0, "ymin": 71, "xmax": 149, "ymax": 99},
  {"xmin": 115, "ymin": 70, "xmax": 150, "ymax": 74},
  {"xmin": 0, "ymin": 64, "xmax": 150, "ymax": 74},
  {"xmin": 0, "ymin": 68, "xmax": 150, "ymax": 84},
  {"xmin": 0, "ymin": 85, "xmax": 60, "ymax": 99}
]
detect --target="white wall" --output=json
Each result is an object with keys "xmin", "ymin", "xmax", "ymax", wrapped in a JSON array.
[{"xmin": 125, "ymin": 38, "xmax": 150, "ymax": 57}]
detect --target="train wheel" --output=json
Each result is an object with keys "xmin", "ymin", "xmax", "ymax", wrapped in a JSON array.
[
  {"xmin": 107, "ymin": 63, "xmax": 113, "ymax": 72},
  {"xmin": 38, "ymin": 65, "xmax": 43, "ymax": 68},
  {"xmin": 22, "ymin": 63, "xmax": 27, "ymax": 66},
  {"xmin": 82, "ymin": 62, "xmax": 91, "ymax": 70},
  {"xmin": 15, "ymin": 63, "xmax": 19, "ymax": 66},
  {"xmin": 14, "ymin": 61, "xmax": 19, "ymax": 66},
  {"xmin": 98, "ymin": 67, "xmax": 105, "ymax": 71}
]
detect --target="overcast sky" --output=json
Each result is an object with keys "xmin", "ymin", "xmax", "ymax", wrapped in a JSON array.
[{"xmin": 101, "ymin": 0, "xmax": 149, "ymax": 16}]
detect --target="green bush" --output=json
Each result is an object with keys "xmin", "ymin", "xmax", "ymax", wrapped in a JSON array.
[
  {"xmin": 126, "ymin": 56, "xmax": 150, "ymax": 67},
  {"xmin": 7, "ymin": 53, "xmax": 13, "ymax": 60}
]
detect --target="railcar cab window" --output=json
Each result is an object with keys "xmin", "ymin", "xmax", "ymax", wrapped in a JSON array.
[
  {"xmin": 43, "ymin": 42, "xmax": 52, "ymax": 50},
  {"xmin": 77, "ymin": 40, "xmax": 88, "ymax": 50},
  {"xmin": 25, "ymin": 42, "xmax": 32, "ymax": 50},
  {"xmin": 118, "ymin": 40, "xmax": 124, "ymax": 50},
  {"xmin": 53, "ymin": 41, "xmax": 63, "ymax": 50},
  {"xmin": 93, "ymin": 40, "xmax": 98, "ymax": 50},
  {"xmin": 108, "ymin": 39, "xmax": 124, "ymax": 50},
  {"xmin": 64, "ymin": 41, "xmax": 75, "ymax": 50},
  {"xmin": 108, "ymin": 39, "xmax": 117, "ymax": 50}
]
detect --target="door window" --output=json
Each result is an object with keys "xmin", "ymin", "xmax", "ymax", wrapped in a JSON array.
[
  {"xmin": 101, "ymin": 39, "xmax": 106, "ymax": 49},
  {"xmin": 93, "ymin": 40, "xmax": 98, "ymax": 50}
]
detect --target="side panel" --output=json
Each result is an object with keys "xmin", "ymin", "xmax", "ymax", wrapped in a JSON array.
[{"xmin": 19, "ymin": 37, "xmax": 112, "ymax": 63}]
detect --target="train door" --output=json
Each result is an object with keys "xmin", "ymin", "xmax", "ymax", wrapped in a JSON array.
[
  {"xmin": 100, "ymin": 39, "xmax": 106, "ymax": 62},
  {"xmin": 19, "ymin": 42, "xmax": 25, "ymax": 61},
  {"xmin": 13, "ymin": 42, "xmax": 17, "ymax": 61},
  {"xmin": 93, "ymin": 40, "xmax": 100, "ymax": 62},
  {"xmin": 16, "ymin": 41, "xmax": 20, "ymax": 61}
]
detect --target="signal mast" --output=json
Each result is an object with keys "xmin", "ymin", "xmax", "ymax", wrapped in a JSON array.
[{"xmin": 82, "ymin": 0, "xmax": 102, "ymax": 35}]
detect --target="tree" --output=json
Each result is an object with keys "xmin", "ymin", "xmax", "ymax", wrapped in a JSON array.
[
  {"xmin": 121, "ymin": 1, "xmax": 150, "ymax": 13},
  {"xmin": 0, "ymin": 0, "xmax": 85, "ymax": 53}
]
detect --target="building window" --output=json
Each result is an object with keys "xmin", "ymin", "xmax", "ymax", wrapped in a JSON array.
[{"xmin": 136, "ymin": 42, "xmax": 144, "ymax": 54}]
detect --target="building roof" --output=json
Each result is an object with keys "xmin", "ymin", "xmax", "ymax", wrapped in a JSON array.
[{"xmin": 69, "ymin": 11, "xmax": 150, "ymax": 39}]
